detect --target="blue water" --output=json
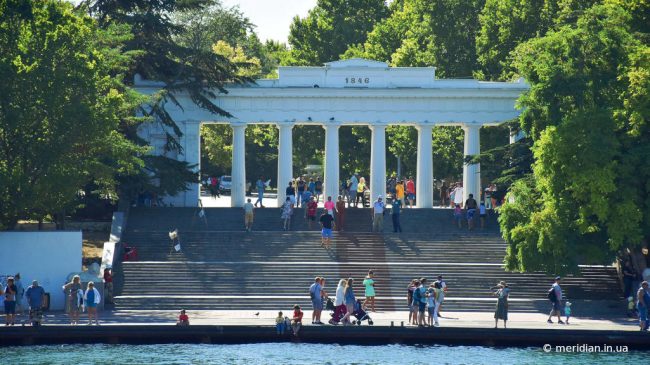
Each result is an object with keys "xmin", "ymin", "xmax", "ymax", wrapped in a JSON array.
[{"xmin": 4, "ymin": 343, "xmax": 641, "ymax": 364}]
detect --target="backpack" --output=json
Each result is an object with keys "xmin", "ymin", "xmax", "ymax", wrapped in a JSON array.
[{"xmin": 547, "ymin": 287, "xmax": 557, "ymax": 302}]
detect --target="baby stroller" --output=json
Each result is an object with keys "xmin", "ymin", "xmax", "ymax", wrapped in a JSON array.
[
  {"xmin": 327, "ymin": 298, "xmax": 348, "ymax": 325},
  {"xmin": 352, "ymin": 299, "xmax": 373, "ymax": 325}
]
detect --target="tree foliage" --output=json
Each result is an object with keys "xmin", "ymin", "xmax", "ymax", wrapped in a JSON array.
[
  {"xmin": 500, "ymin": 2, "xmax": 650, "ymax": 274},
  {"xmin": 0, "ymin": 0, "xmax": 144, "ymax": 228}
]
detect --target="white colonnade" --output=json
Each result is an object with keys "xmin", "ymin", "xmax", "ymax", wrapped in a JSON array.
[
  {"xmin": 416, "ymin": 124, "xmax": 434, "ymax": 208},
  {"xmin": 276, "ymin": 122, "xmax": 294, "ymax": 205},
  {"xmin": 462, "ymin": 124, "xmax": 481, "ymax": 202},
  {"xmin": 369, "ymin": 125, "xmax": 386, "ymax": 204},
  {"xmin": 230, "ymin": 123, "xmax": 247, "ymax": 207},
  {"xmin": 323, "ymin": 122, "xmax": 340, "ymax": 202}
]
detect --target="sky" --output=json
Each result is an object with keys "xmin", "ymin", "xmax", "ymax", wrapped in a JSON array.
[{"xmin": 221, "ymin": 0, "xmax": 317, "ymax": 43}]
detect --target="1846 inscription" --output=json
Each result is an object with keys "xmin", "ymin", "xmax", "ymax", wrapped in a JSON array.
[{"xmin": 345, "ymin": 77, "xmax": 370, "ymax": 85}]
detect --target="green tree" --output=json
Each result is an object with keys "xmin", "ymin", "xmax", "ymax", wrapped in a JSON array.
[
  {"xmin": 0, "ymin": 0, "xmax": 144, "ymax": 229},
  {"xmin": 287, "ymin": 0, "xmax": 389, "ymax": 66},
  {"xmin": 500, "ymin": 2, "xmax": 649, "ymax": 274}
]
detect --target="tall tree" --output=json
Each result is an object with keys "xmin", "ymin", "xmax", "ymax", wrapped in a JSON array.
[
  {"xmin": 287, "ymin": 0, "xmax": 389, "ymax": 66},
  {"xmin": 500, "ymin": 2, "xmax": 649, "ymax": 274},
  {"xmin": 0, "ymin": 0, "xmax": 144, "ymax": 228}
]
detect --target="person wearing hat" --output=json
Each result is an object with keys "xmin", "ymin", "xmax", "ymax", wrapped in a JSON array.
[
  {"xmin": 547, "ymin": 276, "xmax": 564, "ymax": 324},
  {"xmin": 372, "ymin": 195, "xmax": 386, "ymax": 232},
  {"xmin": 493, "ymin": 281, "xmax": 509, "ymax": 328}
]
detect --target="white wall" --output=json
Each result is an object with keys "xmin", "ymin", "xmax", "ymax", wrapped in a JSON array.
[{"xmin": 0, "ymin": 231, "xmax": 82, "ymax": 310}]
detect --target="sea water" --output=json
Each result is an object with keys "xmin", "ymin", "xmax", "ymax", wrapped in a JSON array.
[{"xmin": 4, "ymin": 343, "xmax": 642, "ymax": 364}]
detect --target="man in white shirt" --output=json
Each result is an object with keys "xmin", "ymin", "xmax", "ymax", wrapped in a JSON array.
[
  {"xmin": 243, "ymin": 198, "xmax": 254, "ymax": 232},
  {"xmin": 372, "ymin": 196, "xmax": 385, "ymax": 232},
  {"xmin": 453, "ymin": 184, "xmax": 464, "ymax": 207}
]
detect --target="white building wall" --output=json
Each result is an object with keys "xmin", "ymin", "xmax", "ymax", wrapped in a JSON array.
[{"xmin": 0, "ymin": 231, "xmax": 82, "ymax": 310}]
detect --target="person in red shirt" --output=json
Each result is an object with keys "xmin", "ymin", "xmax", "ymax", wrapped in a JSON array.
[
  {"xmin": 306, "ymin": 197, "xmax": 318, "ymax": 229},
  {"xmin": 406, "ymin": 177, "xmax": 416, "ymax": 208},
  {"xmin": 176, "ymin": 309, "xmax": 189, "ymax": 326},
  {"xmin": 291, "ymin": 304, "xmax": 303, "ymax": 335}
]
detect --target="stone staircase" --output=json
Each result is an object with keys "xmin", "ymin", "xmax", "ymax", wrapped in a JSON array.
[{"xmin": 114, "ymin": 208, "xmax": 622, "ymax": 314}]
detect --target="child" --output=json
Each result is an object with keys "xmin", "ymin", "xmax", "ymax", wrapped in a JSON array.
[
  {"xmin": 426, "ymin": 284, "xmax": 436, "ymax": 327},
  {"xmin": 177, "ymin": 309, "xmax": 189, "ymax": 326},
  {"xmin": 291, "ymin": 304, "xmax": 303, "ymax": 335},
  {"xmin": 454, "ymin": 204, "xmax": 462, "ymax": 228},
  {"xmin": 479, "ymin": 202, "xmax": 487, "ymax": 229},
  {"xmin": 565, "ymin": 301, "xmax": 572, "ymax": 324},
  {"xmin": 275, "ymin": 311, "xmax": 285, "ymax": 334}
]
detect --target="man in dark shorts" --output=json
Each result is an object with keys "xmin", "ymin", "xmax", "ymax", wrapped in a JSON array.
[
  {"xmin": 306, "ymin": 196, "xmax": 318, "ymax": 229},
  {"xmin": 25, "ymin": 280, "xmax": 45, "ymax": 326},
  {"xmin": 309, "ymin": 277, "xmax": 324, "ymax": 324},
  {"xmin": 320, "ymin": 212, "xmax": 334, "ymax": 248},
  {"xmin": 465, "ymin": 193, "xmax": 478, "ymax": 230}
]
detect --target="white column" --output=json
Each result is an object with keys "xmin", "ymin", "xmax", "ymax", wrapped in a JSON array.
[
  {"xmin": 462, "ymin": 124, "xmax": 481, "ymax": 202},
  {"xmin": 230, "ymin": 123, "xmax": 246, "ymax": 207},
  {"xmin": 370, "ymin": 124, "xmax": 386, "ymax": 204},
  {"xmin": 277, "ymin": 122, "xmax": 294, "ymax": 206},
  {"xmin": 182, "ymin": 120, "xmax": 201, "ymax": 207},
  {"xmin": 416, "ymin": 124, "xmax": 433, "ymax": 208},
  {"xmin": 323, "ymin": 123, "xmax": 340, "ymax": 201}
]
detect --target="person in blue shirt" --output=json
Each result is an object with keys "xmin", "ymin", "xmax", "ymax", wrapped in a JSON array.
[{"xmin": 25, "ymin": 280, "xmax": 45, "ymax": 326}]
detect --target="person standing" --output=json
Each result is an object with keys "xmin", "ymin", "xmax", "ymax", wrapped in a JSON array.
[
  {"xmin": 435, "ymin": 275, "xmax": 448, "ymax": 315},
  {"xmin": 432, "ymin": 281, "xmax": 442, "ymax": 327},
  {"xmin": 296, "ymin": 177, "xmax": 306, "ymax": 207},
  {"xmin": 14, "ymin": 273, "xmax": 24, "ymax": 316},
  {"xmin": 308, "ymin": 178, "xmax": 316, "ymax": 197},
  {"xmin": 324, "ymin": 196, "xmax": 335, "ymax": 216},
  {"xmin": 62, "ymin": 275, "xmax": 83, "ymax": 325},
  {"xmin": 25, "ymin": 280, "xmax": 45, "ymax": 326},
  {"xmin": 341, "ymin": 278, "xmax": 356, "ymax": 325},
  {"xmin": 372, "ymin": 196, "xmax": 385, "ymax": 232},
  {"xmin": 4, "ymin": 277, "xmax": 17, "ymax": 326},
  {"xmin": 465, "ymin": 193, "xmax": 478, "ymax": 230},
  {"xmin": 623, "ymin": 259, "xmax": 637, "ymax": 299},
  {"xmin": 637, "ymin": 281, "xmax": 649, "ymax": 331},
  {"xmin": 407, "ymin": 279, "xmax": 417, "ymax": 325},
  {"xmin": 484, "ymin": 184, "xmax": 492, "ymax": 210},
  {"xmin": 335, "ymin": 196, "xmax": 346, "ymax": 231},
  {"xmin": 243, "ymin": 198, "xmax": 254, "ymax": 232},
  {"xmin": 84, "ymin": 281, "xmax": 101, "ymax": 325},
  {"xmin": 395, "ymin": 180, "xmax": 405, "ymax": 205},
  {"xmin": 440, "ymin": 181, "xmax": 448, "ymax": 207},
  {"xmin": 348, "ymin": 173, "xmax": 359, "ymax": 207},
  {"xmin": 362, "ymin": 270, "xmax": 376, "ymax": 312},
  {"xmin": 319, "ymin": 212, "xmax": 334, "ymax": 249},
  {"xmin": 314, "ymin": 177, "xmax": 323, "ymax": 203},
  {"xmin": 280, "ymin": 197, "xmax": 293, "ymax": 231},
  {"xmin": 392, "ymin": 199, "xmax": 402, "ymax": 233},
  {"xmin": 547, "ymin": 276, "xmax": 564, "ymax": 324},
  {"xmin": 306, "ymin": 196, "xmax": 318, "ymax": 229},
  {"xmin": 255, "ymin": 176, "xmax": 265, "ymax": 208},
  {"xmin": 453, "ymin": 183, "xmax": 464, "ymax": 208},
  {"xmin": 493, "ymin": 281, "xmax": 509, "ymax": 328},
  {"xmin": 309, "ymin": 277, "xmax": 324, "ymax": 325},
  {"xmin": 405, "ymin": 177, "xmax": 416, "ymax": 208},
  {"xmin": 103, "ymin": 268, "xmax": 113, "ymax": 305},
  {"xmin": 340, "ymin": 179, "xmax": 349, "ymax": 203},
  {"xmin": 479, "ymin": 202, "xmax": 487, "ymax": 229},
  {"xmin": 412, "ymin": 279, "xmax": 426, "ymax": 327},
  {"xmin": 356, "ymin": 177, "xmax": 366, "ymax": 207}
]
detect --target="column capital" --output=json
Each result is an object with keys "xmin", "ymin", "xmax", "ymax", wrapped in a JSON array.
[
  {"xmin": 368, "ymin": 123, "xmax": 387, "ymax": 131},
  {"xmin": 276, "ymin": 121, "xmax": 295, "ymax": 129},
  {"xmin": 230, "ymin": 122, "xmax": 247, "ymax": 128},
  {"xmin": 415, "ymin": 123, "xmax": 434, "ymax": 131},
  {"xmin": 322, "ymin": 120, "xmax": 342, "ymax": 128},
  {"xmin": 462, "ymin": 123, "xmax": 481, "ymax": 131}
]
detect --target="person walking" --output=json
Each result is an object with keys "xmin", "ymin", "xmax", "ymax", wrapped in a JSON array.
[
  {"xmin": 333, "ymin": 279, "xmax": 347, "ymax": 324},
  {"xmin": 84, "ymin": 281, "xmax": 101, "ymax": 325},
  {"xmin": 406, "ymin": 177, "xmax": 416, "ymax": 208},
  {"xmin": 280, "ymin": 197, "xmax": 293, "ymax": 231},
  {"xmin": 335, "ymin": 196, "xmax": 346, "ymax": 231},
  {"xmin": 243, "ymin": 198, "xmax": 254, "ymax": 232},
  {"xmin": 547, "ymin": 276, "xmax": 564, "ymax": 324},
  {"xmin": 306, "ymin": 196, "xmax": 318, "ymax": 229},
  {"xmin": 3, "ymin": 277, "xmax": 17, "ymax": 326},
  {"xmin": 25, "ymin": 280, "xmax": 45, "ymax": 326},
  {"xmin": 286, "ymin": 181, "xmax": 296, "ymax": 206},
  {"xmin": 103, "ymin": 268, "xmax": 114, "ymax": 305},
  {"xmin": 324, "ymin": 196, "xmax": 335, "ymax": 216},
  {"xmin": 255, "ymin": 176, "xmax": 265, "ymax": 207},
  {"xmin": 341, "ymin": 278, "xmax": 356, "ymax": 325},
  {"xmin": 493, "ymin": 281, "xmax": 509, "ymax": 328},
  {"xmin": 348, "ymin": 173, "xmax": 359, "ymax": 207},
  {"xmin": 362, "ymin": 270, "xmax": 376, "ymax": 312},
  {"xmin": 465, "ymin": 193, "xmax": 478, "ymax": 230},
  {"xmin": 319, "ymin": 212, "xmax": 334, "ymax": 249},
  {"xmin": 637, "ymin": 281, "xmax": 649, "ymax": 331},
  {"xmin": 309, "ymin": 277, "xmax": 324, "ymax": 325},
  {"xmin": 372, "ymin": 196, "xmax": 385, "ymax": 232},
  {"xmin": 62, "ymin": 275, "xmax": 83, "ymax": 325},
  {"xmin": 392, "ymin": 198, "xmax": 402, "ymax": 233}
]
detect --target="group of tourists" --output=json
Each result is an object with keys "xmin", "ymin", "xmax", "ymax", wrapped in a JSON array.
[
  {"xmin": 61, "ymin": 275, "xmax": 102, "ymax": 325},
  {"xmin": 1, "ymin": 276, "xmax": 46, "ymax": 326},
  {"xmin": 407, "ymin": 276, "xmax": 447, "ymax": 328}
]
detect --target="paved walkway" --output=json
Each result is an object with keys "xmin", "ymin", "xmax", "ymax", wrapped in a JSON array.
[{"xmin": 21, "ymin": 310, "xmax": 641, "ymax": 331}]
